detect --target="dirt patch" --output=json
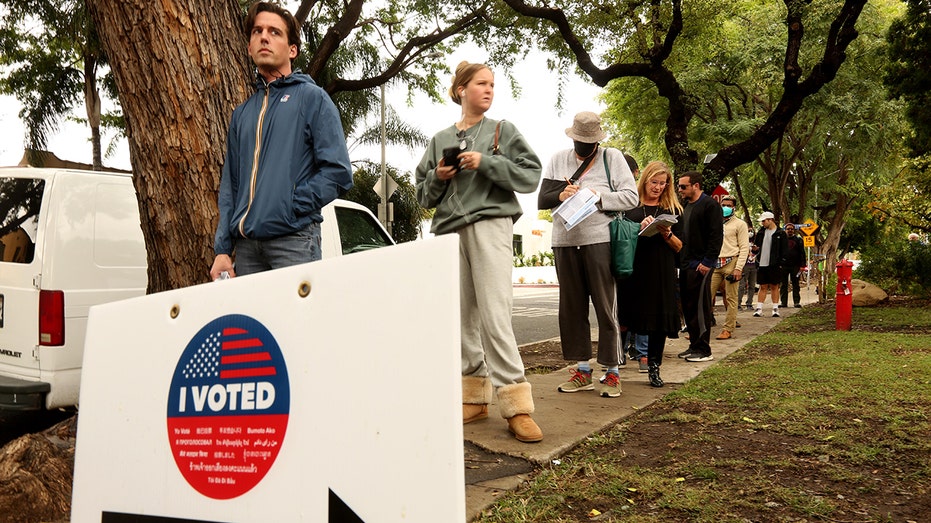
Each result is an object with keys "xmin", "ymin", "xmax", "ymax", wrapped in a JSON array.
[
  {"xmin": 509, "ymin": 296, "xmax": 931, "ymax": 522},
  {"xmin": 579, "ymin": 404, "xmax": 931, "ymax": 522},
  {"xmin": 519, "ymin": 339, "xmax": 572, "ymax": 374}
]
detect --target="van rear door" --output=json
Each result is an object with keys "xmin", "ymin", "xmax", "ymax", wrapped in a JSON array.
[{"xmin": 0, "ymin": 173, "xmax": 49, "ymax": 407}]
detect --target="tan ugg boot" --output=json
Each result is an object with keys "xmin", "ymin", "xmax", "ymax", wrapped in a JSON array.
[
  {"xmin": 496, "ymin": 382, "xmax": 543, "ymax": 443},
  {"xmin": 462, "ymin": 376, "xmax": 493, "ymax": 424}
]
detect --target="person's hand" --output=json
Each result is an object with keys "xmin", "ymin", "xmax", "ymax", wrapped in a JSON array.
[
  {"xmin": 697, "ymin": 263, "xmax": 711, "ymax": 275},
  {"xmin": 436, "ymin": 161, "xmax": 458, "ymax": 181},
  {"xmin": 656, "ymin": 224, "xmax": 671, "ymax": 237},
  {"xmin": 732, "ymin": 268, "xmax": 743, "ymax": 281},
  {"xmin": 210, "ymin": 254, "xmax": 236, "ymax": 280},
  {"xmin": 458, "ymin": 151, "xmax": 482, "ymax": 171},
  {"xmin": 560, "ymin": 183, "xmax": 579, "ymax": 201}
]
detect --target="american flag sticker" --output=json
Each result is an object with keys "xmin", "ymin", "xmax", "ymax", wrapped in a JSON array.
[
  {"xmin": 167, "ymin": 314, "xmax": 290, "ymax": 500},
  {"xmin": 280, "ymin": 94, "xmax": 290, "ymax": 103}
]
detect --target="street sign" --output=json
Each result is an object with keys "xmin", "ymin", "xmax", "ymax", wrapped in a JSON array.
[
  {"xmin": 798, "ymin": 219, "xmax": 818, "ymax": 236},
  {"xmin": 373, "ymin": 175, "xmax": 398, "ymax": 202},
  {"xmin": 803, "ymin": 235, "xmax": 815, "ymax": 247}
]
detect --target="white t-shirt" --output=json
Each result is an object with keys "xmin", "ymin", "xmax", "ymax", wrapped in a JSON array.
[{"xmin": 759, "ymin": 228, "xmax": 775, "ymax": 267}]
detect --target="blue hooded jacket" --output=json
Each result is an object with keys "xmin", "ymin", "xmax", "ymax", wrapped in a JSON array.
[{"xmin": 214, "ymin": 72, "xmax": 353, "ymax": 255}]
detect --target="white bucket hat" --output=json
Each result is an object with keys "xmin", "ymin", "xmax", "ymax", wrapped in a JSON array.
[{"xmin": 565, "ymin": 111, "xmax": 607, "ymax": 143}]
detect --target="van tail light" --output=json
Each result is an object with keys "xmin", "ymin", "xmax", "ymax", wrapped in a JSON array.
[{"xmin": 39, "ymin": 290, "xmax": 65, "ymax": 346}]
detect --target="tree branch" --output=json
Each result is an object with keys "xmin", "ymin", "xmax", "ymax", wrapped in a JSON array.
[
  {"xmin": 329, "ymin": 8, "xmax": 486, "ymax": 93},
  {"xmin": 704, "ymin": 0, "xmax": 867, "ymax": 184},
  {"xmin": 304, "ymin": 0, "xmax": 364, "ymax": 80},
  {"xmin": 500, "ymin": 0, "xmax": 697, "ymax": 167}
]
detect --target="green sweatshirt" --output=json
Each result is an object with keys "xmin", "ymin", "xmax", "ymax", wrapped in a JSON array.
[{"xmin": 415, "ymin": 118, "xmax": 542, "ymax": 235}]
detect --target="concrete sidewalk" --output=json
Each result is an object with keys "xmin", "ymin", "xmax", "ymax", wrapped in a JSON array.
[{"xmin": 464, "ymin": 290, "xmax": 818, "ymax": 521}]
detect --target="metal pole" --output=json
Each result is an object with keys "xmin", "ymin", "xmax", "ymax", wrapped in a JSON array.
[
  {"xmin": 380, "ymin": 84, "xmax": 386, "ymax": 187},
  {"xmin": 379, "ymin": 84, "xmax": 393, "ymax": 235}
]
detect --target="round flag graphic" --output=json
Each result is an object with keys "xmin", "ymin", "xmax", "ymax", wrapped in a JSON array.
[{"xmin": 167, "ymin": 314, "xmax": 290, "ymax": 499}]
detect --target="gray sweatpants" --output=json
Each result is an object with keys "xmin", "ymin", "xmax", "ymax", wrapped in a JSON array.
[{"xmin": 458, "ymin": 217, "xmax": 527, "ymax": 387}]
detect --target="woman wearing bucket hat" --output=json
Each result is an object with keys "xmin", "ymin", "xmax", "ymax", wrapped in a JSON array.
[
  {"xmin": 415, "ymin": 61, "xmax": 544, "ymax": 443},
  {"xmin": 538, "ymin": 111, "xmax": 639, "ymax": 398}
]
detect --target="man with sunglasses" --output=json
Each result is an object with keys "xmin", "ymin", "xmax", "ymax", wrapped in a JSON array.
[{"xmin": 675, "ymin": 172, "xmax": 723, "ymax": 362}]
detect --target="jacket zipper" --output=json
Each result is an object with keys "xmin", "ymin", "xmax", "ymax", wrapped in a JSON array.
[{"xmin": 238, "ymin": 81, "xmax": 271, "ymax": 238}]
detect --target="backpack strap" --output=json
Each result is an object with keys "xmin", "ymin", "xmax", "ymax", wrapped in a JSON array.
[
  {"xmin": 604, "ymin": 149, "xmax": 613, "ymax": 190},
  {"xmin": 492, "ymin": 120, "xmax": 503, "ymax": 155}
]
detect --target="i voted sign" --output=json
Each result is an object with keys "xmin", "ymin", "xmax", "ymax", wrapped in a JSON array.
[
  {"xmin": 167, "ymin": 314, "xmax": 290, "ymax": 499},
  {"xmin": 72, "ymin": 236, "xmax": 464, "ymax": 522}
]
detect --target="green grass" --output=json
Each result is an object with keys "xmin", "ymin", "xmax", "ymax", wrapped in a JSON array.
[{"xmin": 476, "ymin": 300, "xmax": 931, "ymax": 522}]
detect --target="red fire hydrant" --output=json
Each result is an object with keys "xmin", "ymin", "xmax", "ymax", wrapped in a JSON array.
[{"xmin": 835, "ymin": 259, "xmax": 854, "ymax": 330}]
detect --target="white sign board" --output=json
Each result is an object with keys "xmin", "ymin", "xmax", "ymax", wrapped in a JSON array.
[{"xmin": 72, "ymin": 236, "xmax": 464, "ymax": 523}]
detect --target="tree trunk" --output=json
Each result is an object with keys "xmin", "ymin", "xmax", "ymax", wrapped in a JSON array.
[
  {"xmin": 87, "ymin": 0, "xmax": 252, "ymax": 292},
  {"xmin": 819, "ymin": 165, "xmax": 853, "ymax": 303},
  {"xmin": 83, "ymin": 58, "xmax": 103, "ymax": 171}
]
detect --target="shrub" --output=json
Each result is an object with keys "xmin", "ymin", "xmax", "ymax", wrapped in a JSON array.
[{"xmin": 858, "ymin": 237, "xmax": 931, "ymax": 297}]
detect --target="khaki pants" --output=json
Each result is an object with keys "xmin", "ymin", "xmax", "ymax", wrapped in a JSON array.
[{"xmin": 710, "ymin": 258, "xmax": 739, "ymax": 332}]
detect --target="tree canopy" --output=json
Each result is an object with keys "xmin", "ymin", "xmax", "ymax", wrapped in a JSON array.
[
  {"xmin": 3, "ymin": 0, "xmax": 914, "ymax": 290},
  {"xmin": 0, "ymin": 0, "xmax": 118, "ymax": 169},
  {"xmin": 884, "ymin": 0, "xmax": 931, "ymax": 157},
  {"xmin": 489, "ymin": 0, "xmax": 870, "ymax": 191}
]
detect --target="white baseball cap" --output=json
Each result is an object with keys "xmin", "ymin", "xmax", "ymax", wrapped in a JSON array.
[{"xmin": 758, "ymin": 211, "xmax": 775, "ymax": 222}]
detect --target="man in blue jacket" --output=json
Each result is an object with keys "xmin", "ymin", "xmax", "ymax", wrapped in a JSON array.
[{"xmin": 210, "ymin": 2, "xmax": 353, "ymax": 280}]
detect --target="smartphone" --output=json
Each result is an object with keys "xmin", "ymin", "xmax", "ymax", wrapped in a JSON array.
[{"xmin": 442, "ymin": 146, "xmax": 461, "ymax": 171}]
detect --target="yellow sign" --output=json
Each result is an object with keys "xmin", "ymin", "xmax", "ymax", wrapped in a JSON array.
[
  {"xmin": 803, "ymin": 235, "xmax": 816, "ymax": 247},
  {"xmin": 799, "ymin": 219, "xmax": 818, "ymax": 236}
]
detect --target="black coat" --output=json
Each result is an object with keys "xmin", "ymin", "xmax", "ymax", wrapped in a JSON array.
[
  {"xmin": 783, "ymin": 234, "xmax": 807, "ymax": 269},
  {"xmin": 753, "ymin": 227, "xmax": 788, "ymax": 268}
]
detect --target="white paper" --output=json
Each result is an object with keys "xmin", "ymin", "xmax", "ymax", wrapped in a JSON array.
[
  {"xmin": 638, "ymin": 214, "xmax": 678, "ymax": 237},
  {"xmin": 554, "ymin": 188, "xmax": 600, "ymax": 230}
]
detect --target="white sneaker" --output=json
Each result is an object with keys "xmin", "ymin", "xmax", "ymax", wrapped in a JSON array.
[
  {"xmin": 772, "ymin": 309, "xmax": 780, "ymax": 317},
  {"xmin": 753, "ymin": 308, "xmax": 762, "ymax": 317}
]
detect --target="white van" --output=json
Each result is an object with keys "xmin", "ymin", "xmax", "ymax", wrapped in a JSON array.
[{"xmin": 0, "ymin": 167, "xmax": 393, "ymax": 411}]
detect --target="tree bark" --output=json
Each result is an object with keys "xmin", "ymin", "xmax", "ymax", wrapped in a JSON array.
[
  {"xmin": 87, "ymin": 0, "xmax": 252, "ymax": 292},
  {"xmin": 83, "ymin": 57, "xmax": 102, "ymax": 171}
]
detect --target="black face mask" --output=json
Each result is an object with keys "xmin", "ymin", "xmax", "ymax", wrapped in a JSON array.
[{"xmin": 574, "ymin": 141, "xmax": 598, "ymax": 158}]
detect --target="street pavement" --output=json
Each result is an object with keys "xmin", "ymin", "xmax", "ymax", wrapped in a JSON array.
[{"xmin": 464, "ymin": 288, "xmax": 819, "ymax": 521}]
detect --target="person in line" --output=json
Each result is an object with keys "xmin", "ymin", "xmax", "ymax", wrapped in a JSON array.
[
  {"xmin": 538, "ymin": 112, "xmax": 638, "ymax": 398},
  {"xmin": 415, "ymin": 61, "xmax": 543, "ymax": 443},
  {"xmin": 620, "ymin": 153, "xmax": 648, "ymax": 370},
  {"xmin": 709, "ymin": 195, "xmax": 749, "ymax": 340},
  {"xmin": 676, "ymin": 172, "xmax": 724, "ymax": 363},
  {"xmin": 617, "ymin": 161, "xmax": 683, "ymax": 387},
  {"xmin": 752, "ymin": 211, "xmax": 787, "ymax": 317},
  {"xmin": 780, "ymin": 222, "xmax": 807, "ymax": 308},
  {"xmin": 738, "ymin": 224, "xmax": 758, "ymax": 310},
  {"xmin": 210, "ymin": 2, "xmax": 353, "ymax": 280}
]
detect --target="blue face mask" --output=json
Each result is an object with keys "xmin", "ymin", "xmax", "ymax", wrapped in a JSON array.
[{"xmin": 722, "ymin": 206, "xmax": 734, "ymax": 218}]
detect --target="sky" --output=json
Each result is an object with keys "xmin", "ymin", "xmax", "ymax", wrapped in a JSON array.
[{"xmin": 0, "ymin": 49, "xmax": 606, "ymax": 216}]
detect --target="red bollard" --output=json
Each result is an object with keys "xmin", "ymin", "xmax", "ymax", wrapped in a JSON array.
[{"xmin": 835, "ymin": 259, "xmax": 854, "ymax": 330}]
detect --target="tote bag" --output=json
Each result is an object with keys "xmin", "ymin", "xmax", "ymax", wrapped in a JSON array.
[{"xmin": 605, "ymin": 151, "xmax": 638, "ymax": 278}]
